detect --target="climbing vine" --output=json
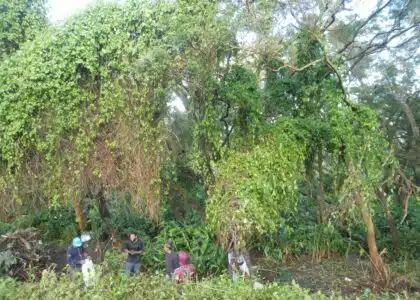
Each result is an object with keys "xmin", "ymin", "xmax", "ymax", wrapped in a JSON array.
[
  {"xmin": 207, "ymin": 119, "xmax": 305, "ymax": 249},
  {"xmin": 0, "ymin": 2, "xmax": 182, "ymax": 220}
]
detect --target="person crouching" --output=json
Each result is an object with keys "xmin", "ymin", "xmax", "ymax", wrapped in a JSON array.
[{"xmin": 67, "ymin": 237, "xmax": 86, "ymax": 281}]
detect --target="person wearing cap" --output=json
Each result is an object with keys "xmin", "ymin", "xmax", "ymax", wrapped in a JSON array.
[
  {"xmin": 123, "ymin": 233, "xmax": 144, "ymax": 276},
  {"xmin": 67, "ymin": 237, "xmax": 86, "ymax": 280},
  {"xmin": 163, "ymin": 240, "xmax": 178, "ymax": 280}
]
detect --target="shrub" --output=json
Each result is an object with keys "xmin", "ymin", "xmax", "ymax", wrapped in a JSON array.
[
  {"xmin": 0, "ymin": 271, "xmax": 414, "ymax": 299},
  {"xmin": 0, "ymin": 206, "xmax": 76, "ymax": 244},
  {"xmin": 142, "ymin": 221, "xmax": 226, "ymax": 276},
  {"xmin": 0, "ymin": 222, "xmax": 12, "ymax": 235},
  {"xmin": 106, "ymin": 192, "xmax": 160, "ymax": 238},
  {"xmin": 254, "ymin": 213, "xmax": 347, "ymax": 261}
]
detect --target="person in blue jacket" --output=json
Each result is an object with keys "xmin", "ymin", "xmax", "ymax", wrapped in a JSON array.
[{"xmin": 67, "ymin": 237, "xmax": 86, "ymax": 280}]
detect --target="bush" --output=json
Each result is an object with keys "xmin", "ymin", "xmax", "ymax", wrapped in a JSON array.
[
  {"xmin": 254, "ymin": 210, "xmax": 347, "ymax": 261},
  {"xmin": 105, "ymin": 192, "xmax": 160, "ymax": 239},
  {"xmin": 142, "ymin": 221, "xmax": 226, "ymax": 276},
  {"xmin": 0, "ymin": 222, "xmax": 12, "ymax": 235},
  {"xmin": 376, "ymin": 197, "xmax": 420, "ymax": 259},
  {"xmin": 0, "ymin": 206, "xmax": 76, "ymax": 244},
  {"xmin": 0, "ymin": 270, "xmax": 414, "ymax": 300}
]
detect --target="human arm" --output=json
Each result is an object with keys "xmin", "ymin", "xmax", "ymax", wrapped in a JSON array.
[
  {"xmin": 131, "ymin": 240, "xmax": 144, "ymax": 254},
  {"xmin": 122, "ymin": 241, "xmax": 131, "ymax": 254},
  {"xmin": 81, "ymin": 246, "xmax": 87, "ymax": 258}
]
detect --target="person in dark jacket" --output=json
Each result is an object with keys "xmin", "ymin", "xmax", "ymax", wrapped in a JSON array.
[
  {"xmin": 123, "ymin": 233, "xmax": 144, "ymax": 276},
  {"xmin": 67, "ymin": 237, "xmax": 86, "ymax": 280},
  {"xmin": 163, "ymin": 240, "xmax": 178, "ymax": 280}
]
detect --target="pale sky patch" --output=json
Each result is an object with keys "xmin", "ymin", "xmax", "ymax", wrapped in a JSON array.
[{"xmin": 48, "ymin": 0, "xmax": 96, "ymax": 23}]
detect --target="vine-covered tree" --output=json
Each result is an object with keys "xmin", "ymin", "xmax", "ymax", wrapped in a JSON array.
[
  {"xmin": 0, "ymin": 0, "xmax": 418, "ymax": 288},
  {"xmin": 0, "ymin": 0, "xmax": 48, "ymax": 58}
]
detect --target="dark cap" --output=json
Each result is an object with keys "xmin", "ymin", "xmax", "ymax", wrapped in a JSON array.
[{"xmin": 166, "ymin": 240, "xmax": 173, "ymax": 249}]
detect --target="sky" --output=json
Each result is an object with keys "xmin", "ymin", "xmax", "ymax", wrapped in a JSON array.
[
  {"xmin": 47, "ymin": 0, "xmax": 418, "ymax": 95},
  {"xmin": 48, "ymin": 0, "xmax": 95, "ymax": 23},
  {"xmin": 49, "ymin": 0, "xmax": 376, "ymax": 25}
]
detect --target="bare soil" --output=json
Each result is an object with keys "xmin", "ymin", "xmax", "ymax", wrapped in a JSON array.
[{"xmin": 252, "ymin": 254, "xmax": 420, "ymax": 297}]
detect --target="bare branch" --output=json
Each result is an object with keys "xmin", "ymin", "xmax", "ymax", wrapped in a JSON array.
[
  {"xmin": 397, "ymin": 169, "xmax": 414, "ymax": 224},
  {"xmin": 270, "ymin": 58, "xmax": 324, "ymax": 72},
  {"xmin": 322, "ymin": 12, "xmax": 336, "ymax": 32},
  {"xmin": 321, "ymin": 0, "xmax": 345, "ymax": 32},
  {"xmin": 348, "ymin": 23, "xmax": 418, "ymax": 63},
  {"xmin": 395, "ymin": 92, "xmax": 420, "ymax": 145},
  {"xmin": 337, "ymin": 0, "xmax": 392, "ymax": 54}
]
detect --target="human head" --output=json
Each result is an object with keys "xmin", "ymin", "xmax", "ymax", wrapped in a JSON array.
[
  {"xmin": 178, "ymin": 251, "xmax": 189, "ymax": 266},
  {"xmin": 129, "ymin": 233, "xmax": 137, "ymax": 241},
  {"xmin": 72, "ymin": 237, "xmax": 82, "ymax": 247},
  {"xmin": 164, "ymin": 240, "xmax": 173, "ymax": 253}
]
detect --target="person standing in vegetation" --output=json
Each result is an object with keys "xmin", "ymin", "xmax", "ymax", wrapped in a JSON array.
[
  {"xmin": 174, "ymin": 251, "xmax": 196, "ymax": 296},
  {"xmin": 174, "ymin": 251, "xmax": 196, "ymax": 284},
  {"xmin": 228, "ymin": 249, "xmax": 250, "ymax": 282},
  {"xmin": 163, "ymin": 240, "xmax": 178, "ymax": 280},
  {"xmin": 67, "ymin": 237, "xmax": 86, "ymax": 280},
  {"xmin": 123, "ymin": 233, "xmax": 144, "ymax": 276}
]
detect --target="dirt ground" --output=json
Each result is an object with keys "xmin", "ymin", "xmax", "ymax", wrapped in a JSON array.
[
  {"xmin": 49, "ymin": 245, "xmax": 419, "ymax": 297},
  {"xmin": 50, "ymin": 241, "xmax": 108, "ymax": 272},
  {"xmin": 252, "ymin": 255, "xmax": 420, "ymax": 297}
]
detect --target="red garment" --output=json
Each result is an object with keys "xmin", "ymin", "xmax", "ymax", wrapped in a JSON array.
[{"xmin": 175, "ymin": 252, "xmax": 196, "ymax": 283}]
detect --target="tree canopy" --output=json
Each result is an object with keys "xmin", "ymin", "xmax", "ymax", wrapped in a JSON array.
[{"xmin": 0, "ymin": 0, "xmax": 419, "ymax": 285}]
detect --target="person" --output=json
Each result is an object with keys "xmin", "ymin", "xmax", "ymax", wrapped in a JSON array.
[
  {"xmin": 122, "ymin": 233, "xmax": 144, "ymax": 276},
  {"xmin": 174, "ymin": 251, "xmax": 196, "ymax": 284},
  {"xmin": 174, "ymin": 251, "xmax": 196, "ymax": 296},
  {"xmin": 67, "ymin": 237, "xmax": 86, "ymax": 280},
  {"xmin": 81, "ymin": 256, "xmax": 95, "ymax": 287},
  {"xmin": 228, "ymin": 248, "xmax": 250, "ymax": 282},
  {"xmin": 164, "ymin": 240, "xmax": 178, "ymax": 280}
]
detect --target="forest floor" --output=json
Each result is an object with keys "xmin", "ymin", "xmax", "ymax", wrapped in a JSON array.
[
  {"xmin": 49, "ymin": 243, "xmax": 420, "ymax": 298},
  {"xmin": 253, "ymin": 255, "xmax": 420, "ymax": 297},
  {"xmin": 49, "ymin": 241, "xmax": 108, "ymax": 272}
]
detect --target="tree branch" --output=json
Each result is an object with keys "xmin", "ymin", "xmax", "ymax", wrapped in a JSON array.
[
  {"xmin": 270, "ymin": 58, "xmax": 324, "ymax": 72},
  {"xmin": 337, "ymin": 0, "xmax": 392, "ymax": 54}
]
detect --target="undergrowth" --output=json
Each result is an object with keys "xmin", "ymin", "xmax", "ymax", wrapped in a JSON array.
[{"xmin": 0, "ymin": 269, "xmax": 414, "ymax": 300}]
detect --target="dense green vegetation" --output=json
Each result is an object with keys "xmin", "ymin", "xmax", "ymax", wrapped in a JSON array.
[
  {"xmin": 0, "ymin": 271, "xmax": 408, "ymax": 300},
  {"xmin": 0, "ymin": 0, "xmax": 419, "ymax": 298}
]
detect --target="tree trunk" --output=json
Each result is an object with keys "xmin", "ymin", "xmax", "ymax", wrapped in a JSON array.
[
  {"xmin": 72, "ymin": 197, "xmax": 87, "ymax": 232},
  {"xmin": 317, "ymin": 145, "xmax": 326, "ymax": 224},
  {"xmin": 396, "ymin": 93, "xmax": 419, "ymax": 148},
  {"xmin": 354, "ymin": 190, "xmax": 389, "ymax": 283},
  {"xmin": 377, "ymin": 189, "xmax": 400, "ymax": 257},
  {"xmin": 97, "ymin": 188, "xmax": 110, "ymax": 220},
  {"xmin": 305, "ymin": 147, "xmax": 315, "ymax": 200}
]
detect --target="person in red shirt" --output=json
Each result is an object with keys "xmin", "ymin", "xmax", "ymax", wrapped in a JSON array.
[
  {"xmin": 174, "ymin": 251, "xmax": 196, "ymax": 284},
  {"xmin": 174, "ymin": 251, "xmax": 196, "ymax": 296}
]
